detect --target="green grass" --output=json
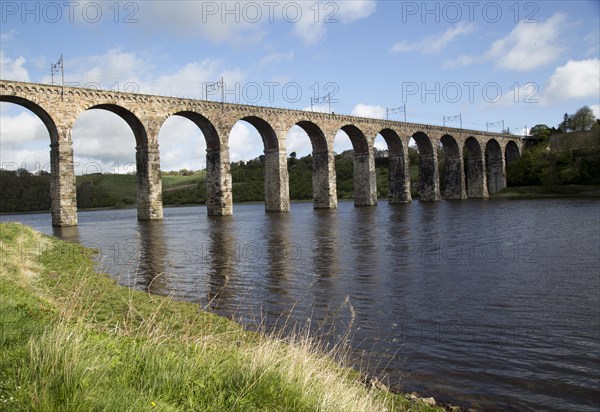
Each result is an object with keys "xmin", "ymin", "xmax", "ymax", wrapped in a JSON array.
[
  {"xmin": 162, "ymin": 172, "xmax": 206, "ymax": 190},
  {"xmin": 0, "ymin": 223, "xmax": 443, "ymax": 411},
  {"xmin": 492, "ymin": 184, "xmax": 600, "ymax": 198}
]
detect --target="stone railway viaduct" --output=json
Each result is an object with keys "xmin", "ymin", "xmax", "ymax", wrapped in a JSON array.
[{"xmin": 0, "ymin": 80, "xmax": 522, "ymax": 227}]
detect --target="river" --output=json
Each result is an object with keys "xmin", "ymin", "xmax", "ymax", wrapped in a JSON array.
[{"xmin": 3, "ymin": 199, "xmax": 599, "ymax": 411}]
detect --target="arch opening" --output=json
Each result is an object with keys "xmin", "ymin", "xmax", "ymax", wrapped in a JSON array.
[
  {"xmin": 333, "ymin": 125, "xmax": 376, "ymax": 206},
  {"xmin": 158, "ymin": 112, "xmax": 230, "ymax": 215},
  {"xmin": 0, "ymin": 100, "xmax": 76, "ymax": 226},
  {"xmin": 72, "ymin": 109, "xmax": 137, "ymax": 209},
  {"xmin": 287, "ymin": 121, "xmax": 336, "ymax": 209},
  {"xmin": 229, "ymin": 116, "xmax": 289, "ymax": 212}
]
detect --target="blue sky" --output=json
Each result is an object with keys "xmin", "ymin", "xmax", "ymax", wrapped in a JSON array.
[{"xmin": 1, "ymin": 0, "xmax": 599, "ymax": 173}]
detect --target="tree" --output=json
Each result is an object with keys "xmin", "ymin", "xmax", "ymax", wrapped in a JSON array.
[
  {"xmin": 530, "ymin": 124, "xmax": 551, "ymax": 140},
  {"xmin": 570, "ymin": 105, "xmax": 596, "ymax": 131},
  {"xmin": 559, "ymin": 113, "xmax": 571, "ymax": 132}
]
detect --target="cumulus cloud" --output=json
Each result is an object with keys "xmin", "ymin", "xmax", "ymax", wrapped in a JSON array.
[
  {"xmin": 0, "ymin": 50, "xmax": 30, "ymax": 81},
  {"xmin": 391, "ymin": 22, "xmax": 475, "ymax": 55},
  {"xmin": 351, "ymin": 103, "xmax": 386, "ymax": 119},
  {"xmin": 447, "ymin": 13, "xmax": 567, "ymax": 71},
  {"xmin": 140, "ymin": 1, "xmax": 376, "ymax": 46},
  {"xmin": 258, "ymin": 50, "xmax": 294, "ymax": 69},
  {"xmin": 0, "ymin": 108, "xmax": 48, "ymax": 144},
  {"xmin": 228, "ymin": 122, "xmax": 265, "ymax": 162},
  {"xmin": 290, "ymin": 0, "xmax": 377, "ymax": 45},
  {"xmin": 141, "ymin": 1, "xmax": 266, "ymax": 46},
  {"xmin": 542, "ymin": 59, "xmax": 600, "ymax": 104},
  {"xmin": 71, "ymin": 110, "xmax": 137, "ymax": 174},
  {"xmin": 286, "ymin": 125, "xmax": 313, "ymax": 157}
]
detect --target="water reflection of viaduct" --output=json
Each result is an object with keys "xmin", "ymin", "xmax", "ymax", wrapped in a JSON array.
[{"xmin": 1, "ymin": 80, "xmax": 522, "ymax": 227}]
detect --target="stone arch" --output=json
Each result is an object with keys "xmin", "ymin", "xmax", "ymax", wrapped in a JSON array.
[
  {"xmin": 505, "ymin": 140, "xmax": 520, "ymax": 163},
  {"xmin": 293, "ymin": 120, "xmax": 336, "ymax": 209},
  {"xmin": 88, "ymin": 103, "xmax": 148, "ymax": 146},
  {"xmin": 341, "ymin": 124, "xmax": 369, "ymax": 154},
  {"xmin": 161, "ymin": 111, "xmax": 231, "ymax": 216},
  {"xmin": 464, "ymin": 137, "xmax": 487, "ymax": 198},
  {"xmin": 485, "ymin": 139, "xmax": 505, "ymax": 194},
  {"xmin": 439, "ymin": 134, "xmax": 466, "ymax": 200},
  {"xmin": 380, "ymin": 128, "xmax": 411, "ymax": 203},
  {"xmin": 339, "ymin": 124, "xmax": 376, "ymax": 206},
  {"xmin": 0, "ymin": 95, "xmax": 77, "ymax": 226},
  {"xmin": 412, "ymin": 131, "xmax": 440, "ymax": 201},
  {"xmin": 239, "ymin": 115, "xmax": 279, "ymax": 153},
  {"xmin": 229, "ymin": 115, "xmax": 288, "ymax": 212},
  {"xmin": 77, "ymin": 103, "xmax": 162, "ymax": 221},
  {"xmin": 0, "ymin": 95, "xmax": 59, "ymax": 143}
]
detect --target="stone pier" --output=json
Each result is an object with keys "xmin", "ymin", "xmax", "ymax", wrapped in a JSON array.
[
  {"xmin": 388, "ymin": 152, "xmax": 412, "ymax": 203},
  {"xmin": 264, "ymin": 145, "xmax": 290, "ymax": 212},
  {"xmin": 312, "ymin": 150, "xmax": 337, "ymax": 209},
  {"xmin": 50, "ymin": 135, "xmax": 78, "ymax": 227},
  {"xmin": 206, "ymin": 147, "xmax": 233, "ymax": 216},
  {"xmin": 353, "ymin": 150, "xmax": 378, "ymax": 206},
  {"xmin": 419, "ymin": 152, "xmax": 441, "ymax": 201},
  {"xmin": 466, "ymin": 153, "xmax": 488, "ymax": 198},
  {"xmin": 443, "ymin": 154, "xmax": 467, "ymax": 200},
  {"xmin": 136, "ymin": 143, "xmax": 163, "ymax": 221}
]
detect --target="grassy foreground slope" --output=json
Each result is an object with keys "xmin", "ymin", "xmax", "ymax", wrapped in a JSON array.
[{"xmin": 0, "ymin": 223, "xmax": 440, "ymax": 411}]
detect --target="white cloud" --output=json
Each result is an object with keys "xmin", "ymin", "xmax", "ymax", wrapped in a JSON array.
[
  {"xmin": 291, "ymin": 0, "xmax": 376, "ymax": 45},
  {"xmin": 159, "ymin": 116, "xmax": 207, "ymax": 170},
  {"xmin": 0, "ymin": 108, "xmax": 48, "ymax": 144},
  {"xmin": 152, "ymin": 59, "xmax": 245, "ymax": 99},
  {"xmin": 0, "ymin": 30, "xmax": 16, "ymax": 42},
  {"xmin": 286, "ymin": 125, "xmax": 313, "ymax": 157},
  {"xmin": 0, "ymin": 147, "xmax": 51, "ymax": 172},
  {"xmin": 351, "ymin": 103, "xmax": 386, "ymax": 119},
  {"xmin": 542, "ymin": 59, "xmax": 600, "ymax": 104},
  {"xmin": 447, "ymin": 13, "xmax": 567, "ymax": 71},
  {"xmin": 142, "ymin": 1, "xmax": 266, "ymax": 46},
  {"xmin": 141, "ymin": 1, "xmax": 376, "ymax": 46},
  {"xmin": 333, "ymin": 130, "xmax": 352, "ymax": 154},
  {"xmin": 391, "ymin": 23, "xmax": 475, "ymax": 55},
  {"xmin": 0, "ymin": 50, "xmax": 29, "ymax": 81},
  {"xmin": 71, "ymin": 110, "xmax": 137, "ymax": 174},
  {"xmin": 591, "ymin": 105, "xmax": 600, "ymax": 120},
  {"xmin": 258, "ymin": 50, "xmax": 294, "ymax": 68},
  {"xmin": 228, "ymin": 122, "xmax": 264, "ymax": 162},
  {"xmin": 337, "ymin": 0, "xmax": 377, "ymax": 22}
]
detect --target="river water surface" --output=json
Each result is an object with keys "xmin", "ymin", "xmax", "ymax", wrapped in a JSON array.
[{"xmin": 3, "ymin": 199, "xmax": 599, "ymax": 411}]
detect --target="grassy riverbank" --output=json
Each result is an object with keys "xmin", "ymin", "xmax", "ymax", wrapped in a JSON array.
[
  {"xmin": 0, "ymin": 223, "xmax": 441, "ymax": 411},
  {"xmin": 491, "ymin": 184, "xmax": 600, "ymax": 199}
]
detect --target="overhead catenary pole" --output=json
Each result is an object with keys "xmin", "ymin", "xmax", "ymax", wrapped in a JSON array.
[
  {"xmin": 386, "ymin": 104, "xmax": 407, "ymax": 121},
  {"xmin": 51, "ymin": 54, "xmax": 64, "ymax": 99},
  {"xmin": 443, "ymin": 113, "xmax": 461, "ymax": 128},
  {"xmin": 486, "ymin": 119, "xmax": 504, "ymax": 133}
]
